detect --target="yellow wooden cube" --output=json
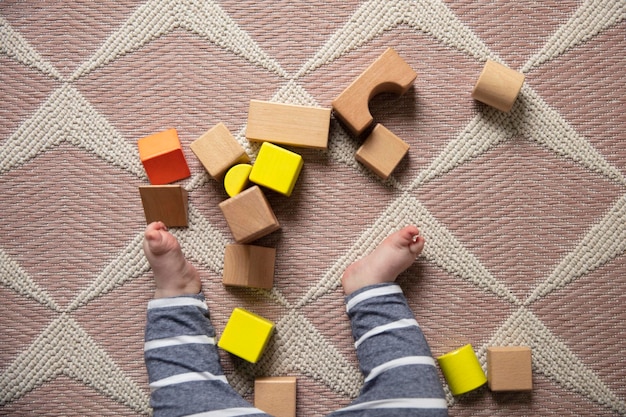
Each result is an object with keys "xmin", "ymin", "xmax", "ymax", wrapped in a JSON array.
[
  {"xmin": 218, "ymin": 308, "xmax": 274, "ymax": 363},
  {"xmin": 249, "ymin": 142, "xmax": 303, "ymax": 197}
]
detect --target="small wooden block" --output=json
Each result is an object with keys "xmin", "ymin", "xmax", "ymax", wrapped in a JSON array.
[
  {"xmin": 223, "ymin": 244, "xmax": 275, "ymax": 289},
  {"xmin": 249, "ymin": 142, "xmax": 304, "ymax": 197},
  {"xmin": 139, "ymin": 185, "xmax": 189, "ymax": 227},
  {"xmin": 246, "ymin": 100, "xmax": 331, "ymax": 149},
  {"xmin": 138, "ymin": 128, "xmax": 191, "ymax": 185},
  {"xmin": 355, "ymin": 124, "xmax": 410, "ymax": 180},
  {"xmin": 218, "ymin": 308, "xmax": 274, "ymax": 363},
  {"xmin": 224, "ymin": 163, "xmax": 252, "ymax": 197},
  {"xmin": 472, "ymin": 60, "xmax": 525, "ymax": 112},
  {"xmin": 254, "ymin": 377, "xmax": 297, "ymax": 417},
  {"xmin": 219, "ymin": 186, "xmax": 280, "ymax": 243},
  {"xmin": 190, "ymin": 123, "xmax": 250, "ymax": 179},
  {"xmin": 487, "ymin": 346, "xmax": 533, "ymax": 391},
  {"xmin": 332, "ymin": 48, "xmax": 417, "ymax": 136},
  {"xmin": 437, "ymin": 344, "xmax": 487, "ymax": 396}
]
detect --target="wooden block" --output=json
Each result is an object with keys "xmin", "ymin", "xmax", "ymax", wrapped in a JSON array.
[
  {"xmin": 246, "ymin": 100, "xmax": 331, "ymax": 149},
  {"xmin": 223, "ymin": 244, "xmax": 275, "ymax": 289},
  {"xmin": 138, "ymin": 128, "xmax": 191, "ymax": 185},
  {"xmin": 437, "ymin": 344, "xmax": 487, "ymax": 396},
  {"xmin": 249, "ymin": 142, "xmax": 304, "ymax": 197},
  {"xmin": 487, "ymin": 346, "xmax": 533, "ymax": 391},
  {"xmin": 190, "ymin": 123, "xmax": 250, "ymax": 179},
  {"xmin": 139, "ymin": 185, "xmax": 188, "ymax": 227},
  {"xmin": 472, "ymin": 59, "xmax": 525, "ymax": 112},
  {"xmin": 355, "ymin": 124, "xmax": 410, "ymax": 180},
  {"xmin": 254, "ymin": 377, "xmax": 297, "ymax": 417},
  {"xmin": 217, "ymin": 308, "xmax": 274, "ymax": 363},
  {"xmin": 224, "ymin": 163, "xmax": 252, "ymax": 197},
  {"xmin": 332, "ymin": 48, "xmax": 417, "ymax": 136},
  {"xmin": 219, "ymin": 186, "xmax": 280, "ymax": 243}
]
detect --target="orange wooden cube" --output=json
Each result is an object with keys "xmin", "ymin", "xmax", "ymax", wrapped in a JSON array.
[
  {"xmin": 254, "ymin": 377, "xmax": 297, "ymax": 417},
  {"xmin": 223, "ymin": 244, "xmax": 275, "ymax": 289},
  {"xmin": 138, "ymin": 128, "xmax": 191, "ymax": 185}
]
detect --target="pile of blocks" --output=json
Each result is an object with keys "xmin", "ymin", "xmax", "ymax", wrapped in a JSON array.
[{"xmin": 136, "ymin": 47, "xmax": 526, "ymax": 414}]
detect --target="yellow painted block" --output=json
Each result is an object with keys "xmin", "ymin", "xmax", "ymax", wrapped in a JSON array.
[
  {"xmin": 249, "ymin": 142, "xmax": 303, "ymax": 197},
  {"xmin": 437, "ymin": 344, "xmax": 487, "ymax": 395},
  {"xmin": 218, "ymin": 308, "xmax": 274, "ymax": 363},
  {"xmin": 224, "ymin": 164, "xmax": 252, "ymax": 197}
]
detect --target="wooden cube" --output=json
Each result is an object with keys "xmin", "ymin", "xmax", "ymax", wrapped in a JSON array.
[
  {"xmin": 487, "ymin": 346, "xmax": 533, "ymax": 391},
  {"xmin": 254, "ymin": 377, "xmax": 297, "ymax": 417},
  {"xmin": 138, "ymin": 128, "xmax": 191, "ymax": 185},
  {"xmin": 218, "ymin": 308, "xmax": 274, "ymax": 363},
  {"xmin": 355, "ymin": 124, "xmax": 409, "ymax": 180},
  {"xmin": 246, "ymin": 100, "xmax": 331, "ymax": 149},
  {"xmin": 224, "ymin": 163, "xmax": 252, "ymax": 197},
  {"xmin": 332, "ymin": 48, "xmax": 417, "ymax": 136},
  {"xmin": 249, "ymin": 142, "xmax": 303, "ymax": 197},
  {"xmin": 139, "ymin": 185, "xmax": 189, "ymax": 227},
  {"xmin": 219, "ymin": 186, "xmax": 280, "ymax": 243},
  {"xmin": 472, "ymin": 60, "xmax": 525, "ymax": 112},
  {"xmin": 190, "ymin": 123, "xmax": 250, "ymax": 179},
  {"xmin": 223, "ymin": 244, "xmax": 275, "ymax": 289}
]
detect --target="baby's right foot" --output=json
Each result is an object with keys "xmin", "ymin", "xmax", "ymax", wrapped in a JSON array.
[
  {"xmin": 341, "ymin": 225, "xmax": 425, "ymax": 296},
  {"xmin": 143, "ymin": 221, "xmax": 201, "ymax": 299}
]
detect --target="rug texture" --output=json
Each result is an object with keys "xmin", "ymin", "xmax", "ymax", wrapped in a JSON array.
[{"xmin": 1, "ymin": 1, "xmax": 625, "ymax": 416}]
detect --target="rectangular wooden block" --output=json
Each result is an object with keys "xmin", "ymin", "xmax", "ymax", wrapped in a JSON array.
[
  {"xmin": 219, "ymin": 185, "xmax": 280, "ymax": 243},
  {"xmin": 487, "ymin": 346, "xmax": 533, "ymax": 391},
  {"xmin": 246, "ymin": 100, "xmax": 331, "ymax": 149},
  {"xmin": 254, "ymin": 377, "xmax": 297, "ymax": 417},
  {"xmin": 223, "ymin": 244, "xmax": 275, "ymax": 289},
  {"xmin": 355, "ymin": 124, "xmax": 410, "ymax": 180},
  {"xmin": 190, "ymin": 122, "xmax": 250, "ymax": 179},
  {"xmin": 217, "ymin": 308, "xmax": 274, "ymax": 363},
  {"xmin": 139, "ymin": 185, "xmax": 189, "ymax": 227},
  {"xmin": 138, "ymin": 128, "xmax": 191, "ymax": 185}
]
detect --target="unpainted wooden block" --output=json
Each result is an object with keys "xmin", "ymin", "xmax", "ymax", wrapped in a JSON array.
[
  {"xmin": 217, "ymin": 307, "xmax": 274, "ymax": 363},
  {"xmin": 254, "ymin": 377, "xmax": 297, "ymax": 417},
  {"xmin": 139, "ymin": 185, "xmax": 189, "ymax": 227},
  {"xmin": 355, "ymin": 124, "xmax": 410, "ymax": 180},
  {"xmin": 219, "ymin": 186, "xmax": 280, "ymax": 243},
  {"xmin": 249, "ymin": 142, "xmax": 304, "ymax": 197},
  {"xmin": 487, "ymin": 346, "xmax": 533, "ymax": 391},
  {"xmin": 224, "ymin": 163, "xmax": 252, "ymax": 197},
  {"xmin": 190, "ymin": 122, "xmax": 250, "ymax": 179},
  {"xmin": 223, "ymin": 244, "xmax": 275, "ymax": 289},
  {"xmin": 246, "ymin": 100, "xmax": 331, "ymax": 149},
  {"xmin": 138, "ymin": 128, "xmax": 191, "ymax": 185},
  {"xmin": 472, "ymin": 59, "xmax": 525, "ymax": 112},
  {"xmin": 332, "ymin": 48, "xmax": 417, "ymax": 136}
]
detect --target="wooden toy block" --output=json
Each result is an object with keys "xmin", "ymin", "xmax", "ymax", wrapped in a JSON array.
[
  {"xmin": 246, "ymin": 100, "xmax": 331, "ymax": 149},
  {"xmin": 254, "ymin": 377, "xmax": 297, "ymax": 417},
  {"xmin": 218, "ymin": 185, "xmax": 280, "ymax": 243},
  {"xmin": 355, "ymin": 124, "xmax": 410, "ymax": 180},
  {"xmin": 217, "ymin": 307, "xmax": 274, "ymax": 363},
  {"xmin": 139, "ymin": 185, "xmax": 188, "ymax": 227},
  {"xmin": 249, "ymin": 142, "xmax": 304, "ymax": 197},
  {"xmin": 223, "ymin": 244, "xmax": 275, "ymax": 289},
  {"xmin": 437, "ymin": 344, "xmax": 487, "ymax": 396},
  {"xmin": 332, "ymin": 48, "xmax": 417, "ymax": 137},
  {"xmin": 190, "ymin": 122, "xmax": 250, "ymax": 179},
  {"xmin": 224, "ymin": 163, "xmax": 252, "ymax": 197},
  {"xmin": 472, "ymin": 59, "xmax": 525, "ymax": 112},
  {"xmin": 487, "ymin": 346, "xmax": 533, "ymax": 391},
  {"xmin": 138, "ymin": 128, "xmax": 191, "ymax": 185}
]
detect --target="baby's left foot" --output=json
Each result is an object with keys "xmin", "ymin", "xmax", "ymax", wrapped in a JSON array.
[{"xmin": 143, "ymin": 221, "xmax": 201, "ymax": 298}]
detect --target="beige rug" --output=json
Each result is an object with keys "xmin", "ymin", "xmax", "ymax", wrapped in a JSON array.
[{"xmin": 1, "ymin": 1, "xmax": 625, "ymax": 416}]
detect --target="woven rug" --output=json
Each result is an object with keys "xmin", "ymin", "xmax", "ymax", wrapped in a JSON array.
[{"xmin": 1, "ymin": 1, "xmax": 625, "ymax": 416}]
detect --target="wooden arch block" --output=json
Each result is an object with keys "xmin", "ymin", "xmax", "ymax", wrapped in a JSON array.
[
  {"xmin": 355, "ymin": 124, "xmax": 410, "ymax": 180},
  {"xmin": 332, "ymin": 48, "xmax": 417, "ymax": 136},
  {"xmin": 223, "ymin": 244, "xmax": 276, "ymax": 289},
  {"xmin": 138, "ymin": 128, "xmax": 191, "ymax": 185},
  {"xmin": 472, "ymin": 60, "xmax": 525, "ymax": 112},
  {"xmin": 219, "ymin": 186, "xmax": 280, "ymax": 243},
  {"xmin": 190, "ymin": 123, "xmax": 250, "ymax": 179}
]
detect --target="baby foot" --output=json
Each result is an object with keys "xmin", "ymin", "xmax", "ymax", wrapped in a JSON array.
[
  {"xmin": 143, "ymin": 221, "xmax": 201, "ymax": 298},
  {"xmin": 341, "ymin": 225, "xmax": 425, "ymax": 295}
]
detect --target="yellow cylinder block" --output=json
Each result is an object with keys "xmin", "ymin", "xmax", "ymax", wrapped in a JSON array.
[
  {"xmin": 437, "ymin": 344, "xmax": 487, "ymax": 395},
  {"xmin": 224, "ymin": 163, "xmax": 252, "ymax": 197}
]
